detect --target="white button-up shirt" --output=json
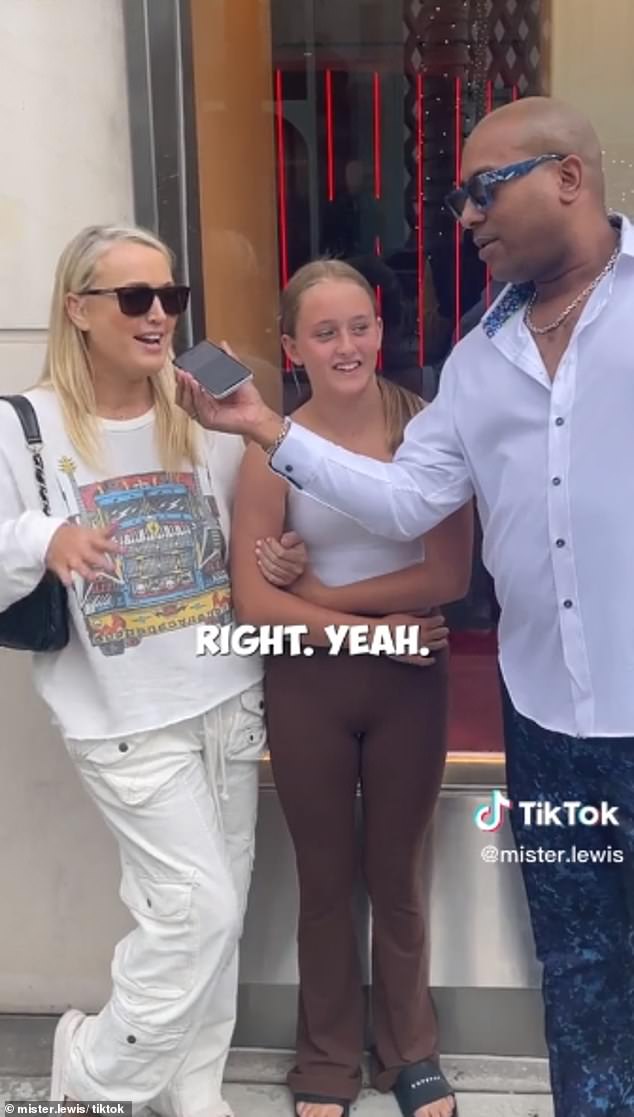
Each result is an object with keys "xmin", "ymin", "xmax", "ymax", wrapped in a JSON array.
[{"xmin": 272, "ymin": 215, "xmax": 634, "ymax": 737}]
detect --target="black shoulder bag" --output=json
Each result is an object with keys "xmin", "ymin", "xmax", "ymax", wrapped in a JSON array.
[{"xmin": 0, "ymin": 396, "xmax": 69, "ymax": 652}]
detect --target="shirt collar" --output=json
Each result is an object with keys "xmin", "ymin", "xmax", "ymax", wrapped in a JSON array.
[
  {"xmin": 618, "ymin": 211, "xmax": 634, "ymax": 257},
  {"xmin": 482, "ymin": 212, "xmax": 631, "ymax": 340}
]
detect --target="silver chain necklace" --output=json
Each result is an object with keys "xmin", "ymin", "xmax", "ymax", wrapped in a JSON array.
[{"xmin": 524, "ymin": 243, "xmax": 620, "ymax": 336}]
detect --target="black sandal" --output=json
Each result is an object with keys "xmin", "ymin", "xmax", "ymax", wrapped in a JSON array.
[
  {"xmin": 393, "ymin": 1060, "xmax": 458, "ymax": 1115},
  {"xmin": 293, "ymin": 1093, "xmax": 350, "ymax": 1116}
]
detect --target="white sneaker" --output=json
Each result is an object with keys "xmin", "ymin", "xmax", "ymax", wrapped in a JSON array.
[{"xmin": 50, "ymin": 1009, "xmax": 85, "ymax": 1100}]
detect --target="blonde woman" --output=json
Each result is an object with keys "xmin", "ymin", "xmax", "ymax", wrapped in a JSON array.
[
  {"xmin": 0, "ymin": 225, "xmax": 300, "ymax": 1116},
  {"xmin": 178, "ymin": 260, "xmax": 473, "ymax": 1117}
]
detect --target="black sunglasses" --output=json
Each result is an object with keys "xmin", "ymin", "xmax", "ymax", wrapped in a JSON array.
[{"xmin": 82, "ymin": 284, "xmax": 191, "ymax": 317}]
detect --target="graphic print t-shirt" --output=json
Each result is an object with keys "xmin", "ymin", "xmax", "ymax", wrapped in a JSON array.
[{"xmin": 9, "ymin": 390, "xmax": 261, "ymax": 740}]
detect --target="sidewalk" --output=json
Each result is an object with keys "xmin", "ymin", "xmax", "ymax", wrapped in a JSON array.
[
  {"xmin": 0, "ymin": 1078, "xmax": 555, "ymax": 1116},
  {"xmin": 0, "ymin": 1017, "xmax": 554, "ymax": 1116}
]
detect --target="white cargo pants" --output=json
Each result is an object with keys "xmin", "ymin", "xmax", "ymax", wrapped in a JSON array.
[{"xmin": 61, "ymin": 682, "xmax": 265, "ymax": 1117}]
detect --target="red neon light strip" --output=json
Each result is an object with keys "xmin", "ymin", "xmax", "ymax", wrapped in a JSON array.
[
  {"xmin": 373, "ymin": 72, "xmax": 382, "ymax": 200},
  {"xmin": 512, "ymin": 84, "xmax": 519, "ymax": 101},
  {"xmin": 455, "ymin": 76, "xmax": 462, "ymax": 342},
  {"xmin": 326, "ymin": 70, "xmax": 335, "ymax": 202},
  {"xmin": 485, "ymin": 81, "xmax": 493, "ymax": 307},
  {"xmin": 417, "ymin": 73, "xmax": 425, "ymax": 367}
]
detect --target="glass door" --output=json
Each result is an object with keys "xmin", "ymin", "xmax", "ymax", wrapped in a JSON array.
[{"xmin": 270, "ymin": 0, "xmax": 550, "ymax": 754}]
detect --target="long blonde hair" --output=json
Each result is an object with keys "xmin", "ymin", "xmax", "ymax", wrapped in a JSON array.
[
  {"xmin": 39, "ymin": 224, "xmax": 198, "ymax": 470},
  {"xmin": 280, "ymin": 258, "xmax": 423, "ymax": 453}
]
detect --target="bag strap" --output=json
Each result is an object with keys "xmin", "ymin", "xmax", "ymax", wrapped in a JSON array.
[{"xmin": 1, "ymin": 395, "xmax": 51, "ymax": 516}]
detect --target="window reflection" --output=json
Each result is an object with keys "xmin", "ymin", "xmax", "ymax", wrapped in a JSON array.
[{"xmin": 271, "ymin": 0, "xmax": 550, "ymax": 751}]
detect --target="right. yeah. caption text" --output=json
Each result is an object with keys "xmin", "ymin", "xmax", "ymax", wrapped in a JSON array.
[{"xmin": 195, "ymin": 623, "xmax": 432, "ymax": 658}]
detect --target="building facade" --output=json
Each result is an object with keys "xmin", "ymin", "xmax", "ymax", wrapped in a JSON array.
[{"xmin": 1, "ymin": 0, "xmax": 632, "ymax": 1057}]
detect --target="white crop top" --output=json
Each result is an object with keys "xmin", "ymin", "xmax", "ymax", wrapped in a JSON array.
[{"xmin": 286, "ymin": 484, "xmax": 423, "ymax": 587}]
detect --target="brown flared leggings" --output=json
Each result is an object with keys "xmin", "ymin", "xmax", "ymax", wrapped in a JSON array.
[{"xmin": 264, "ymin": 647, "xmax": 449, "ymax": 1103}]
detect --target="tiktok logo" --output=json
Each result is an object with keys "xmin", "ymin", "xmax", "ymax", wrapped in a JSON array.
[
  {"xmin": 473, "ymin": 789, "xmax": 513, "ymax": 832},
  {"xmin": 473, "ymin": 792, "xmax": 620, "ymax": 831}
]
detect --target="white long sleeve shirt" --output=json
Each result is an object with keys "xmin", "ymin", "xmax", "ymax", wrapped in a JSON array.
[
  {"xmin": 272, "ymin": 214, "xmax": 634, "ymax": 738},
  {"xmin": 0, "ymin": 389, "xmax": 261, "ymax": 739}
]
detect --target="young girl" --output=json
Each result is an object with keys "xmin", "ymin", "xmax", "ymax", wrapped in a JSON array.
[
  {"xmin": 0, "ymin": 224, "xmax": 298, "ymax": 1117},
  {"xmin": 180, "ymin": 260, "xmax": 472, "ymax": 1117}
]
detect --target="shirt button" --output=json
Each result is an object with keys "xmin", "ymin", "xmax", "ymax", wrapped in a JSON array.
[
  {"xmin": 555, "ymin": 417, "xmax": 565, "ymax": 427},
  {"xmin": 556, "ymin": 539, "xmax": 566, "ymax": 548},
  {"xmin": 552, "ymin": 477, "xmax": 562, "ymax": 486},
  {"xmin": 126, "ymin": 1034, "xmax": 137, "ymax": 1044},
  {"xmin": 118, "ymin": 742, "xmax": 129, "ymax": 753},
  {"xmin": 285, "ymin": 464, "xmax": 294, "ymax": 474},
  {"xmin": 563, "ymin": 599, "xmax": 573, "ymax": 609}
]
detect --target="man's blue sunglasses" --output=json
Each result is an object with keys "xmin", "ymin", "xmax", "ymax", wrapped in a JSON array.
[{"xmin": 445, "ymin": 153, "xmax": 565, "ymax": 221}]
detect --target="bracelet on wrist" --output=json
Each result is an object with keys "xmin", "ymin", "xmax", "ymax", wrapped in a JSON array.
[{"xmin": 265, "ymin": 416, "xmax": 291, "ymax": 459}]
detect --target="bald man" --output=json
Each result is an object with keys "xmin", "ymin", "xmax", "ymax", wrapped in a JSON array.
[{"xmin": 178, "ymin": 99, "xmax": 634, "ymax": 1117}]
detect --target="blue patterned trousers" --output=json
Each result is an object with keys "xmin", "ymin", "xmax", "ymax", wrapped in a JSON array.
[{"xmin": 502, "ymin": 691, "xmax": 634, "ymax": 1117}]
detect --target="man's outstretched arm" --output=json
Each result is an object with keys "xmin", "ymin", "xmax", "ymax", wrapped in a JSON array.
[{"xmin": 175, "ymin": 354, "xmax": 474, "ymax": 541}]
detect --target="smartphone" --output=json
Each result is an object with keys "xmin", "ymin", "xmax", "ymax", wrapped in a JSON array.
[{"xmin": 174, "ymin": 339, "xmax": 253, "ymax": 399}]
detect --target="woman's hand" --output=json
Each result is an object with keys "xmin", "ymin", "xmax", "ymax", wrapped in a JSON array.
[
  {"xmin": 374, "ymin": 611, "xmax": 449, "ymax": 667},
  {"xmin": 255, "ymin": 531, "xmax": 307, "ymax": 587},
  {"xmin": 409, "ymin": 612, "xmax": 449, "ymax": 652},
  {"xmin": 45, "ymin": 523, "xmax": 120, "ymax": 586}
]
